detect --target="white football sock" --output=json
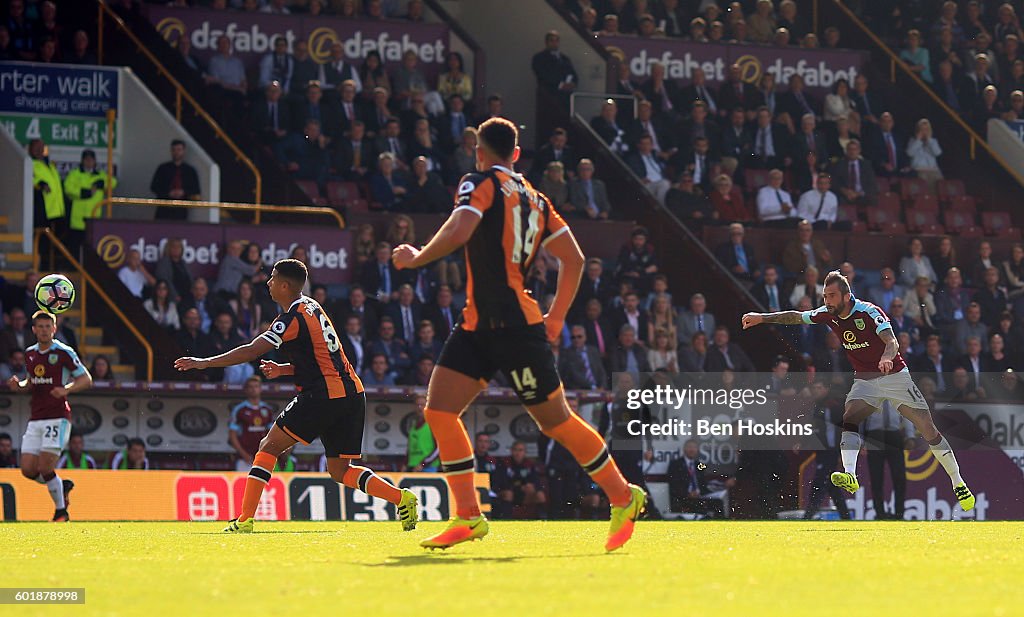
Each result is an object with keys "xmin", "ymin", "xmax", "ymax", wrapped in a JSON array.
[
  {"xmin": 929, "ymin": 435, "xmax": 964, "ymax": 487},
  {"xmin": 45, "ymin": 473, "xmax": 66, "ymax": 509},
  {"xmin": 840, "ymin": 431, "xmax": 862, "ymax": 476}
]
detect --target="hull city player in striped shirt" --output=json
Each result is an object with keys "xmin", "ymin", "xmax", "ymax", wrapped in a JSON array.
[
  {"xmin": 392, "ymin": 118, "xmax": 645, "ymax": 551},
  {"xmin": 175, "ymin": 259, "xmax": 418, "ymax": 533},
  {"xmin": 743, "ymin": 270, "xmax": 975, "ymax": 514}
]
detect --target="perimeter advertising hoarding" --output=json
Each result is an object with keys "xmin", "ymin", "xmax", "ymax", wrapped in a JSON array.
[{"xmin": 0, "ymin": 469, "xmax": 488, "ymax": 522}]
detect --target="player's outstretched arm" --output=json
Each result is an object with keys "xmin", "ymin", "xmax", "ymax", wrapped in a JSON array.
[
  {"xmin": 392, "ymin": 209, "xmax": 480, "ymax": 270},
  {"xmin": 742, "ymin": 311, "xmax": 806, "ymax": 329},
  {"xmin": 174, "ymin": 337, "xmax": 276, "ymax": 372},
  {"xmin": 260, "ymin": 359, "xmax": 294, "ymax": 379},
  {"xmin": 542, "ymin": 228, "xmax": 585, "ymax": 342}
]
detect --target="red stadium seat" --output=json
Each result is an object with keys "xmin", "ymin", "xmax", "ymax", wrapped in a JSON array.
[
  {"xmin": 867, "ymin": 203, "xmax": 901, "ymax": 230},
  {"xmin": 876, "ymin": 221, "xmax": 908, "ymax": 235},
  {"xmin": 937, "ymin": 179, "xmax": 966, "ymax": 202},
  {"xmin": 744, "ymin": 168, "xmax": 771, "ymax": 193},
  {"xmin": 325, "ymin": 181, "xmax": 360, "ymax": 207},
  {"xmin": 983, "ymin": 211, "xmax": 1015, "ymax": 235},
  {"xmin": 906, "ymin": 209, "xmax": 939, "ymax": 232},
  {"xmin": 995, "ymin": 227, "xmax": 1023, "ymax": 239},
  {"xmin": 876, "ymin": 192, "xmax": 902, "ymax": 211},
  {"xmin": 911, "ymin": 195, "xmax": 940, "ymax": 212},
  {"xmin": 900, "ymin": 177, "xmax": 931, "ymax": 200},
  {"xmin": 958, "ymin": 226, "xmax": 984, "ymax": 238},
  {"xmin": 943, "ymin": 210, "xmax": 976, "ymax": 234},
  {"xmin": 837, "ymin": 204, "xmax": 866, "ymax": 233},
  {"xmin": 947, "ymin": 195, "xmax": 977, "ymax": 214},
  {"xmin": 294, "ymin": 179, "xmax": 326, "ymax": 206},
  {"xmin": 346, "ymin": 198, "xmax": 370, "ymax": 213},
  {"xmin": 917, "ymin": 223, "xmax": 947, "ymax": 235}
]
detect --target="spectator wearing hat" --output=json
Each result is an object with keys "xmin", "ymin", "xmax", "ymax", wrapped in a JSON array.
[{"xmin": 64, "ymin": 148, "xmax": 116, "ymax": 255}]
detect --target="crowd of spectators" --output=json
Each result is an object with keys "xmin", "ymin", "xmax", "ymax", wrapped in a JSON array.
[{"xmin": 0, "ymin": 0, "xmax": 97, "ymax": 64}]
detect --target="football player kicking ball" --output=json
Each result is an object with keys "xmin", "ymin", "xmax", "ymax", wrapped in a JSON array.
[
  {"xmin": 174, "ymin": 259, "xmax": 418, "ymax": 533},
  {"xmin": 392, "ymin": 118, "xmax": 645, "ymax": 552},
  {"xmin": 743, "ymin": 270, "xmax": 975, "ymax": 513},
  {"xmin": 6, "ymin": 311, "xmax": 92, "ymax": 521}
]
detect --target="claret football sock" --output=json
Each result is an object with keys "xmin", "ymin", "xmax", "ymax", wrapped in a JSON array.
[
  {"xmin": 927, "ymin": 433, "xmax": 964, "ymax": 487},
  {"xmin": 424, "ymin": 408, "xmax": 481, "ymax": 519},
  {"xmin": 544, "ymin": 412, "xmax": 632, "ymax": 508},
  {"xmin": 341, "ymin": 465, "xmax": 402, "ymax": 504},
  {"xmin": 839, "ymin": 430, "xmax": 862, "ymax": 476},
  {"xmin": 238, "ymin": 451, "xmax": 278, "ymax": 522}
]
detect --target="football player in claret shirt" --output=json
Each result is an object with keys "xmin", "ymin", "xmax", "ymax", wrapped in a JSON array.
[
  {"xmin": 743, "ymin": 270, "xmax": 975, "ymax": 513},
  {"xmin": 6, "ymin": 311, "xmax": 93, "ymax": 522},
  {"xmin": 392, "ymin": 117, "xmax": 645, "ymax": 551},
  {"xmin": 175, "ymin": 259, "xmax": 419, "ymax": 533},
  {"xmin": 228, "ymin": 375, "xmax": 275, "ymax": 472}
]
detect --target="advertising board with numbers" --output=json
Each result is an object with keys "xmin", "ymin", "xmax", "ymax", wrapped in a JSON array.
[{"xmin": 0, "ymin": 61, "xmax": 121, "ymax": 174}]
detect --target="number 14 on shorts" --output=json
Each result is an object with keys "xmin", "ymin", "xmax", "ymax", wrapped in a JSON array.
[{"xmin": 510, "ymin": 367, "xmax": 538, "ymax": 399}]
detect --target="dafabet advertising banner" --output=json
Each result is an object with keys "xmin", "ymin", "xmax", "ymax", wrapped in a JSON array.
[{"xmin": 148, "ymin": 6, "xmax": 450, "ymax": 78}]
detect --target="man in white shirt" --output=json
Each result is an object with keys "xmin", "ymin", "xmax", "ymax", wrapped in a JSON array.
[
  {"xmin": 796, "ymin": 173, "xmax": 839, "ymax": 230},
  {"xmin": 756, "ymin": 168, "xmax": 798, "ymax": 228},
  {"xmin": 118, "ymin": 249, "xmax": 156, "ymax": 298},
  {"xmin": 628, "ymin": 134, "xmax": 671, "ymax": 204}
]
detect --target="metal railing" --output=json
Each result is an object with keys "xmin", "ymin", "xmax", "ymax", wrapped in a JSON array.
[
  {"xmin": 32, "ymin": 228, "xmax": 155, "ymax": 382},
  {"xmin": 96, "ymin": 0, "xmax": 263, "ymax": 207},
  {"xmin": 103, "ymin": 197, "xmax": 346, "ymax": 229},
  {"xmin": 825, "ymin": 0, "xmax": 1024, "ymax": 189}
]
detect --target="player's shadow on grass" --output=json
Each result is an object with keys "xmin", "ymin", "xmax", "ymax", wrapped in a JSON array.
[
  {"xmin": 190, "ymin": 530, "xmax": 337, "ymax": 535},
  {"xmin": 363, "ymin": 553, "xmax": 611, "ymax": 568}
]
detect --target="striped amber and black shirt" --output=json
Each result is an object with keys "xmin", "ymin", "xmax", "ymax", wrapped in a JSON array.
[
  {"xmin": 452, "ymin": 165, "xmax": 570, "ymax": 331},
  {"xmin": 260, "ymin": 296, "xmax": 364, "ymax": 398}
]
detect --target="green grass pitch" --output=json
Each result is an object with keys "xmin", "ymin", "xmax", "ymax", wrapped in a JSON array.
[{"xmin": 5, "ymin": 521, "xmax": 1023, "ymax": 616}]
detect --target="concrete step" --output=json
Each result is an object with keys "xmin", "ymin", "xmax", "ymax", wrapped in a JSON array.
[
  {"xmin": 0, "ymin": 232, "xmax": 23, "ymax": 245},
  {"xmin": 82, "ymin": 326, "xmax": 104, "ymax": 337},
  {"xmin": 0, "ymin": 215, "xmax": 9, "ymax": 227},
  {"xmin": 5, "ymin": 253, "xmax": 33, "ymax": 264},
  {"xmin": 0, "ymin": 269, "xmax": 26, "ymax": 282},
  {"xmin": 82, "ymin": 344, "xmax": 119, "ymax": 357},
  {"xmin": 112, "ymin": 365, "xmax": 136, "ymax": 379}
]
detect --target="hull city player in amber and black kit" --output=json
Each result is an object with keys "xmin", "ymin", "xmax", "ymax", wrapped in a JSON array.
[
  {"xmin": 6, "ymin": 311, "xmax": 93, "ymax": 522},
  {"xmin": 743, "ymin": 269, "xmax": 975, "ymax": 513},
  {"xmin": 175, "ymin": 259, "xmax": 418, "ymax": 533},
  {"xmin": 392, "ymin": 118, "xmax": 645, "ymax": 552}
]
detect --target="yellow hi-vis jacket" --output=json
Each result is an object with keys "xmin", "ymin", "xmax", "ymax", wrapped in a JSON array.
[
  {"xmin": 64, "ymin": 167, "xmax": 117, "ymax": 231},
  {"xmin": 33, "ymin": 158, "xmax": 65, "ymax": 221}
]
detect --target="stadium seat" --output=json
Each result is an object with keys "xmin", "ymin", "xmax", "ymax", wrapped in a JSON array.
[
  {"xmin": 936, "ymin": 179, "xmax": 966, "ymax": 202},
  {"xmin": 876, "ymin": 192, "xmax": 902, "ymax": 212},
  {"xmin": 906, "ymin": 209, "xmax": 940, "ymax": 233},
  {"xmin": 837, "ymin": 205, "xmax": 867, "ymax": 232},
  {"xmin": 295, "ymin": 179, "xmax": 326, "ymax": 206},
  {"xmin": 744, "ymin": 168, "xmax": 771, "ymax": 193},
  {"xmin": 325, "ymin": 181, "xmax": 361, "ymax": 207},
  {"xmin": 346, "ymin": 198, "xmax": 370, "ymax": 213},
  {"xmin": 875, "ymin": 177, "xmax": 895, "ymax": 194},
  {"xmin": 958, "ymin": 226, "xmax": 984, "ymax": 238},
  {"xmin": 947, "ymin": 195, "xmax": 977, "ymax": 214},
  {"xmin": 943, "ymin": 210, "xmax": 976, "ymax": 234},
  {"xmin": 911, "ymin": 194, "xmax": 939, "ymax": 212},
  {"xmin": 867, "ymin": 203, "xmax": 902, "ymax": 231},
  {"xmin": 900, "ymin": 177, "xmax": 931, "ymax": 200},
  {"xmin": 982, "ymin": 211, "xmax": 1016, "ymax": 236}
]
